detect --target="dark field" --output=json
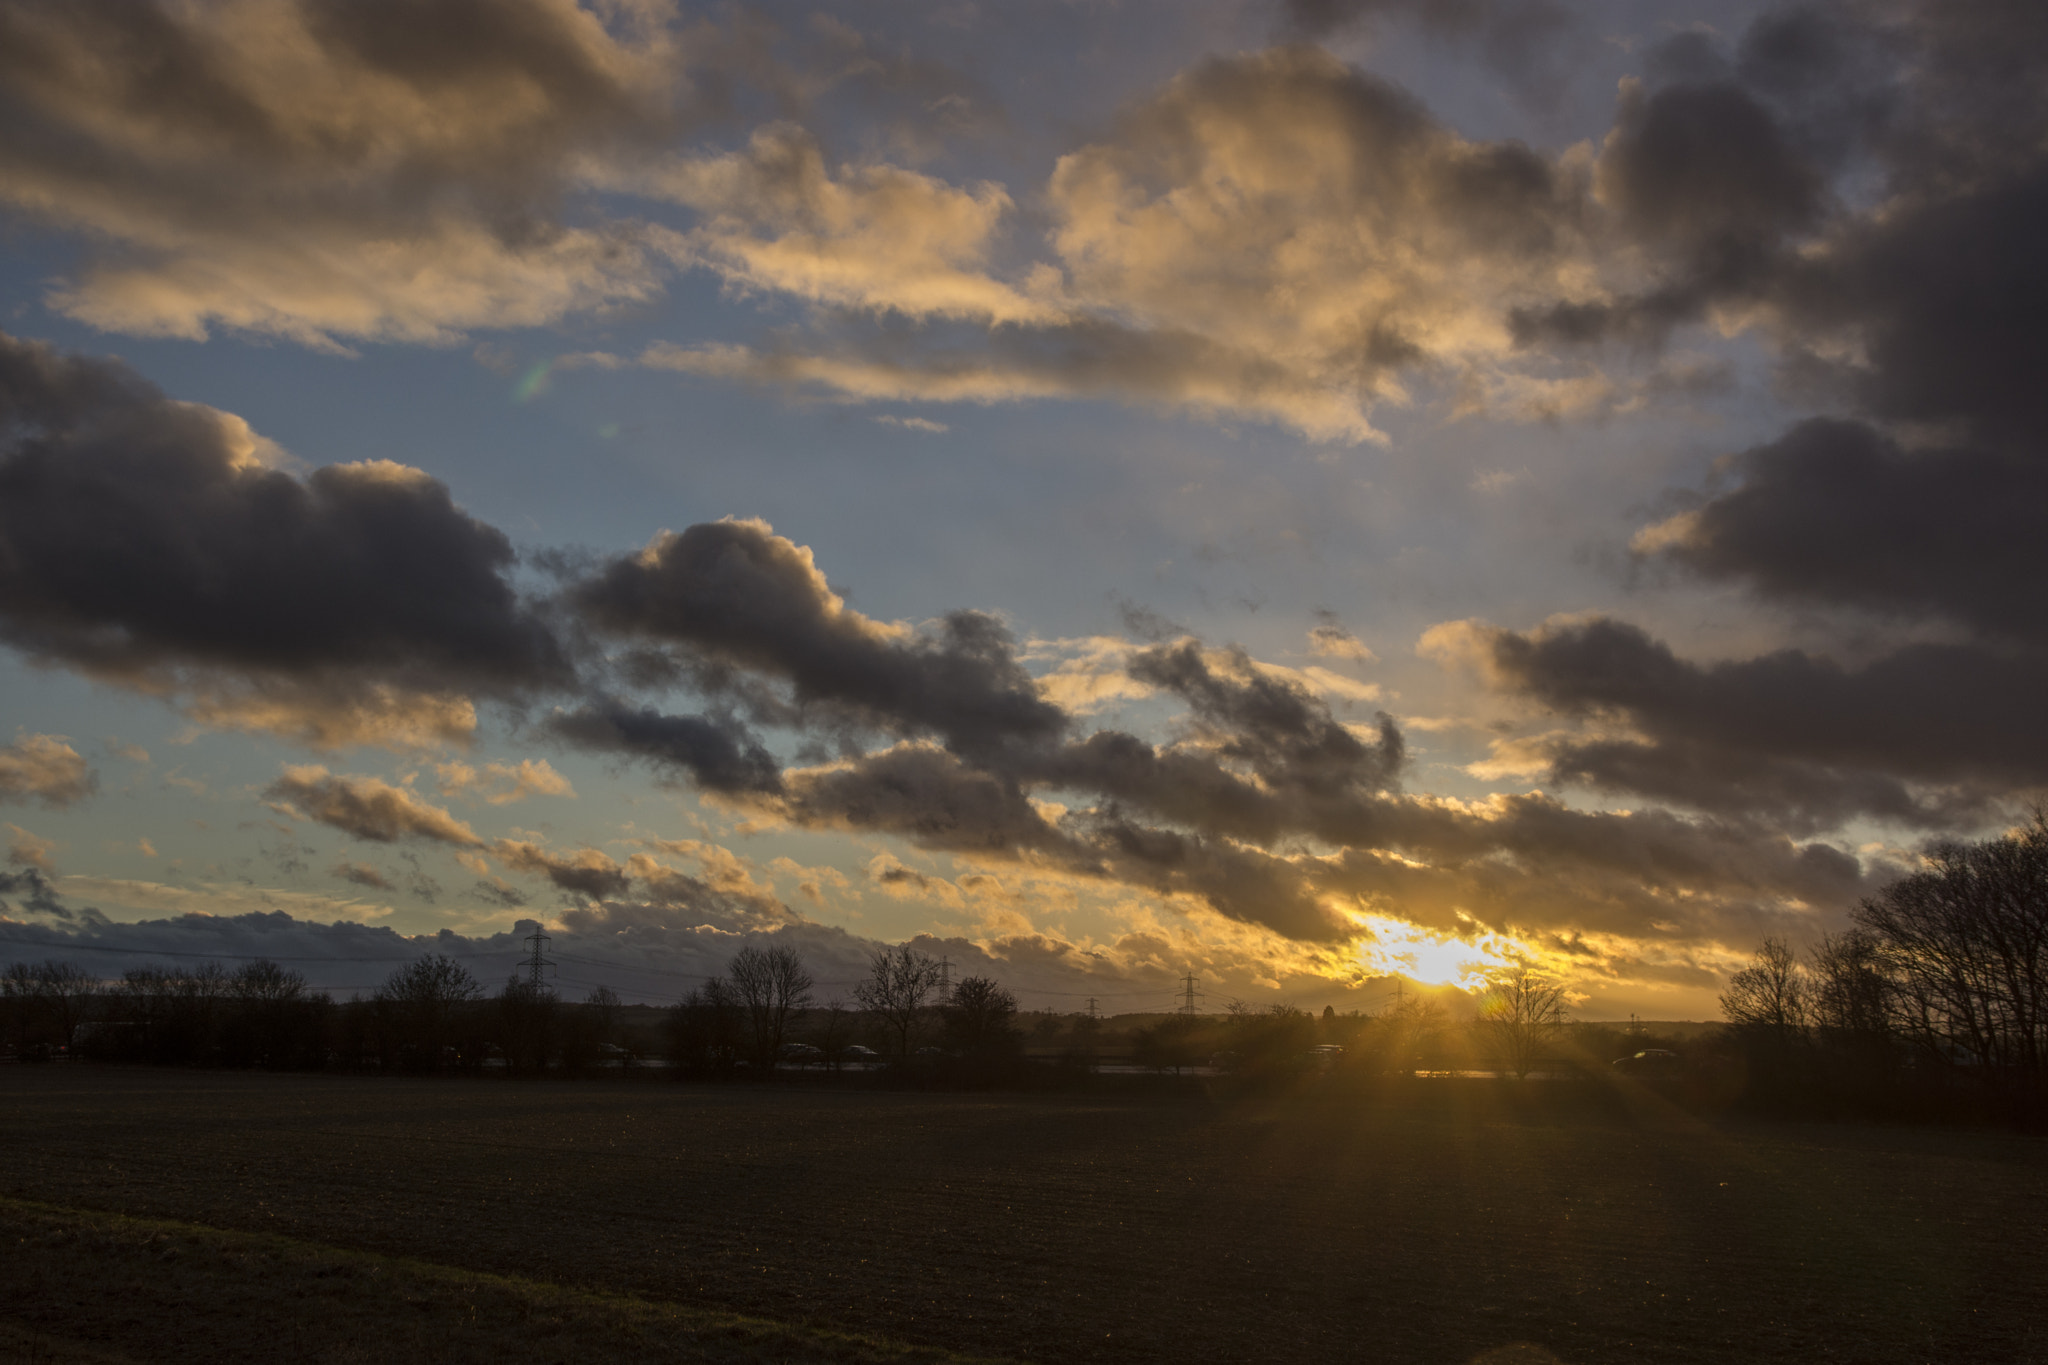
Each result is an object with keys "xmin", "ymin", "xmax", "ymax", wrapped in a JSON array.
[{"xmin": 3, "ymin": 1070, "xmax": 2045, "ymax": 1364}]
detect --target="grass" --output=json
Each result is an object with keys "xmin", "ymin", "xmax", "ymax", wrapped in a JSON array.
[
  {"xmin": 0, "ymin": 1196, "xmax": 1008, "ymax": 1364},
  {"xmin": 2, "ymin": 1067, "xmax": 2045, "ymax": 1363}
]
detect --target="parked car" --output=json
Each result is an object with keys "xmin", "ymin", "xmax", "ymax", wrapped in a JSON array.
[
  {"xmin": 841, "ymin": 1044, "xmax": 880, "ymax": 1061},
  {"xmin": 778, "ymin": 1043, "xmax": 824, "ymax": 1064}
]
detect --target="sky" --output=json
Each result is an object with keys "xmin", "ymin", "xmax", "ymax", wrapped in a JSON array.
[{"xmin": 1, "ymin": 0, "xmax": 2042, "ymax": 1019}]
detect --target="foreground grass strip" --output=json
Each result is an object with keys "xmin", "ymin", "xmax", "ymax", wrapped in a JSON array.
[{"xmin": 0, "ymin": 1197, "xmax": 1013, "ymax": 1365}]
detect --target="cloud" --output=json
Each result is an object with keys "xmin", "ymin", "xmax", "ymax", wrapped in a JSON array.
[
  {"xmin": 6, "ymin": 825, "xmax": 57, "ymax": 874},
  {"xmin": 621, "ymin": 45, "xmax": 1629, "ymax": 442},
  {"xmin": 868, "ymin": 852, "xmax": 966, "ymax": 909},
  {"xmin": 1308, "ymin": 619, "xmax": 1376, "ymax": 663},
  {"xmin": 1482, "ymin": 5, "xmax": 2048, "ymax": 839},
  {"xmin": 1428, "ymin": 615, "xmax": 2043, "ymax": 831},
  {"xmin": 546, "ymin": 702, "xmax": 783, "ymax": 795},
  {"xmin": 329, "ymin": 861, "xmax": 394, "ymax": 892},
  {"xmin": 1034, "ymin": 47, "xmax": 1597, "ymax": 438},
  {"xmin": 0, "ymin": 733, "xmax": 95, "ymax": 808},
  {"xmin": 1279, "ymin": 0, "xmax": 1588, "ymax": 115},
  {"xmin": 435, "ymin": 758, "xmax": 577, "ymax": 805},
  {"xmin": 0, "ymin": 332, "xmax": 571, "ymax": 748},
  {"xmin": 493, "ymin": 839, "xmax": 630, "ymax": 901},
  {"xmin": 265, "ymin": 766, "xmax": 483, "ymax": 846},
  {"xmin": 0, "ymin": 866, "xmax": 74, "ymax": 921},
  {"xmin": 50, "ymin": 876, "xmax": 393, "ymax": 925},
  {"xmin": 872, "ymin": 415, "xmax": 949, "ymax": 434},
  {"xmin": 1636, "ymin": 419, "xmax": 2048, "ymax": 648},
  {"xmin": 0, "ymin": 0, "xmax": 691, "ymax": 348},
  {"xmin": 632, "ymin": 122, "xmax": 1057, "ymax": 326},
  {"xmin": 105, "ymin": 738, "xmax": 150, "ymax": 764},
  {"xmin": 569, "ymin": 517, "xmax": 1065, "ymax": 758}
]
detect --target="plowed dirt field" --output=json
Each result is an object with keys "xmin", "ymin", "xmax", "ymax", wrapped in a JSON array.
[{"xmin": 3, "ymin": 1069, "xmax": 2043, "ymax": 1363}]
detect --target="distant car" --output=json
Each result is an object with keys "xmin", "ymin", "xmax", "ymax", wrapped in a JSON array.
[
  {"xmin": 842, "ymin": 1044, "xmax": 880, "ymax": 1061},
  {"xmin": 1611, "ymin": 1048, "xmax": 1681, "ymax": 1072},
  {"xmin": 778, "ymin": 1043, "xmax": 824, "ymax": 1064}
]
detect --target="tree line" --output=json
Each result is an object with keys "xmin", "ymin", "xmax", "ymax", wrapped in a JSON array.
[
  {"xmin": 1720, "ymin": 815, "xmax": 2048, "ymax": 1122},
  {"xmin": 0, "ymin": 940, "xmax": 1031, "ymax": 1079},
  {"xmin": 665, "ymin": 943, "xmax": 1027, "ymax": 1081},
  {"xmin": 5, "ymin": 933, "xmax": 1586, "ymax": 1086},
  {"xmin": 0, "ymin": 954, "xmax": 631, "ymax": 1073}
]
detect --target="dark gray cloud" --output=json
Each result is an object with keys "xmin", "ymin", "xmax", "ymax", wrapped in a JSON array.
[
  {"xmin": 0, "ymin": 331, "xmax": 571, "ymax": 745},
  {"xmin": 570, "ymin": 518, "xmax": 1066, "ymax": 759},
  {"xmin": 0, "ymin": 868, "xmax": 73, "ymax": 921},
  {"xmin": 1496, "ymin": 4, "xmax": 2048, "ymax": 838},
  {"xmin": 1513, "ymin": 1, "xmax": 2048, "ymax": 395},
  {"xmin": 328, "ymin": 861, "xmax": 395, "ymax": 892},
  {"xmin": 1647, "ymin": 419, "xmax": 2048, "ymax": 646},
  {"xmin": 546, "ymin": 702, "xmax": 783, "ymax": 795},
  {"xmin": 1125, "ymin": 642, "xmax": 1403, "ymax": 800},
  {"xmin": 1457, "ymin": 616, "xmax": 2045, "ymax": 830},
  {"xmin": 1785, "ymin": 162, "xmax": 2048, "ymax": 446},
  {"xmin": 1599, "ymin": 75, "xmax": 1823, "ymax": 258},
  {"xmin": 494, "ymin": 841, "xmax": 631, "ymax": 902}
]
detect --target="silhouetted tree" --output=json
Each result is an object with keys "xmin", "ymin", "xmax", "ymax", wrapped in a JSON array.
[
  {"xmin": 942, "ymin": 976, "xmax": 1019, "ymax": 1058},
  {"xmin": 1475, "ymin": 966, "xmax": 1570, "ymax": 1079},
  {"xmin": 813, "ymin": 997, "xmax": 854, "ymax": 1070},
  {"xmin": 222, "ymin": 959, "xmax": 313, "ymax": 1068},
  {"xmin": 1720, "ymin": 937, "xmax": 1813, "ymax": 1105},
  {"xmin": 376, "ymin": 954, "xmax": 482, "ymax": 1071},
  {"xmin": 1721, "ymin": 937, "xmax": 1809, "ymax": 1043},
  {"xmin": 1854, "ymin": 815, "xmax": 2048, "ymax": 1104},
  {"xmin": 2, "ymin": 960, "xmax": 100, "ymax": 1058},
  {"xmin": 1809, "ymin": 929, "xmax": 1899, "ymax": 1096},
  {"xmin": 854, "ymin": 945, "xmax": 943, "ymax": 1058},
  {"xmin": 1135, "ymin": 1014, "xmax": 1207, "ymax": 1075},
  {"xmin": 729, "ymin": 944, "xmax": 813, "ymax": 1070},
  {"xmin": 665, "ymin": 977, "xmax": 743, "ymax": 1078},
  {"xmin": 1374, "ymin": 995, "xmax": 1451, "ymax": 1074},
  {"xmin": 497, "ymin": 975, "xmax": 559, "ymax": 1074},
  {"xmin": 560, "ymin": 984, "xmax": 622, "ymax": 1074},
  {"xmin": 111, "ymin": 963, "xmax": 229, "ymax": 1065},
  {"xmin": 584, "ymin": 984, "xmax": 622, "ymax": 1046},
  {"xmin": 1215, "ymin": 1002, "xmax": 1315, "ymax": 1081}
]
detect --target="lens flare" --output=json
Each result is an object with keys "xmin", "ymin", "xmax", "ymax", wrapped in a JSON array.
[{"xmin": 515, "ymin": 361, "xmax": 553, "ymax": 402}]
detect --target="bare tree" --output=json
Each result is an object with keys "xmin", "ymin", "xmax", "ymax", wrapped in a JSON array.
[
  {"xmin": 814, "ymin": 997, "xmax": 854, "ymax": 1070},
  {"xmin": 728, "ymin": 944, "xmax": 814, "ymax": 1070},
  {"xmin": 229, "ymin": 959, "xmax": 306, "ymax": 1005},
  {"xmin": 665, "ymin": 977, "xmax": 743, "ymax": 1076},
  {"xmin": 3, "ymin": 960, "xmax": 100, "ymax": 1058},
  {"xmin": 1719, "ymin": 936, "xmax": 1809, "ymax": 1046},
  {"xmin": 854, "ymin": 944, "xmax": 943, "ymax": 1058},
  {"xmin": 224, "ymin": 959, "xmax": 308, "ymax": 1068},
  {"xmin": 376, "ymin": 954, "xmax": 482, "ymax": 1071},
  {"xmin": 1475, "ymin": 966, "xmax": 1570, "ymax": 1079},
  {"xmin": 942, "ymin": 976, "xmax": 1019, "ymax": 1057},
  {"xmin": 1809, "ymin": 930, "xmax": 1892, "ymax": 1043},
  {"xmin": 1854, "ymin": 816, "xmax": 2048, "ymax": 1084},
  {"xmin": 497, "ymin": 973, "xmax": 559, "ymax": 1074},
  {"xmin": 584, "ymin": 984, "xmax": 622, "ymax": 1043}
]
